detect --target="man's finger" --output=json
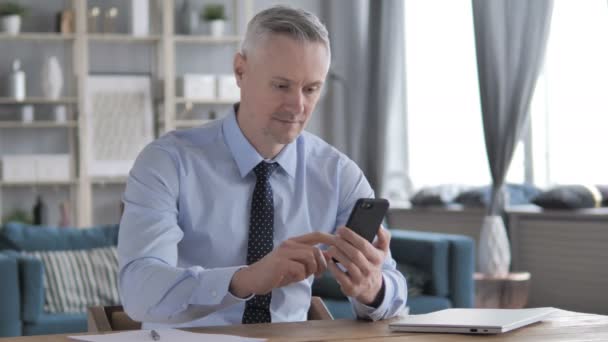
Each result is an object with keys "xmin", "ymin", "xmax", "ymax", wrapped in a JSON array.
[
  {"xmin": 373, "ymin": 226, "xmax": 390, "ymax": 252},
  {"xmin": 337, "ymin": 226, "xmax": 378, "ymax": 261},
  {"xmin": 327, "ymin": 260, "xmax": 355, "ymax": 296},
  {"xmin": 326, "ymin": 246, "xmax": 363, "ymax": 281},
  {"xmin": 281, "ymin": 245, "xmax": 319, "ymax": 276},
  {"xmin": 313, "ymin": 247, "xmax": 327, "ymax": 277},
  {"xmin": 290, "ymin": 232, "xmax": 335, "ymax": 246}
]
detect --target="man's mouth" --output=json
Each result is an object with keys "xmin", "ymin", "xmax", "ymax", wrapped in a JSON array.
[{"xmin": 274, "ymin": 117, "xmax": 300, "ymax": 124}]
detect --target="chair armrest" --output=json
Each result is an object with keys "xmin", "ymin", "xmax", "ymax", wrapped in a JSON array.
[
  {"xmin": 442, "ymin": 234, "xmax": 475, "ymax": 308},
  {"xmin": 17, "ymin": 255, "xmax": 45, "ymax": 323},
  {"xmin": 0, "ymin": 252, "xmax": 22, "ymax": 337},
  {"xmin": 388, "ymin": 229, "xmax": 475, "ymax": 308},
  {"xmin": 388, "ymin": 229, "xmax": 449, "ymax": 297}
]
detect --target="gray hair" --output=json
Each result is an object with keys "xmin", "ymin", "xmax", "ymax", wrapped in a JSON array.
[{"xmin": 241, "ymin": 5, "xmax": 330, "ymax": 58}]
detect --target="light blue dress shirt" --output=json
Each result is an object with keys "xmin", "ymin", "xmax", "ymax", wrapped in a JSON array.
[{"xmin": 118, "ymin": 106, "xmax": 407, "ymax": 328}]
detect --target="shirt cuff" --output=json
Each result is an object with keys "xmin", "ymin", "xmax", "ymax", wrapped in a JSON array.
[
  {"xmin": 352, "ymin": 274, "xmax": 392, "ymax": 321},
  {"xmin": 188, "ymin": 265, "xmax": 252, "ymax": 306}
]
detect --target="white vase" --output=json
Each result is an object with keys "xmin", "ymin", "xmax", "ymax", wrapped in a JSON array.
[
  {"xmin": 41, "ymin": 56, "xmax": 63, "ymax": 100},
  {"xmin": 478, "ymin": 215, "xmax": 511, "ymax": 277},
  {"xmin": 1, "ymin": 15, "xmax": 21, "ymax": 35},
  {"xmin": 209, "ymin": 20, "xmax": 225, "ymax": 37}
]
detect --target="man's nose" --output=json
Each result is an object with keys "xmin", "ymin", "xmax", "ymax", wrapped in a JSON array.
[{"xmin": 285, "ymin": 89, "xmax": 305, "ymax": 115}]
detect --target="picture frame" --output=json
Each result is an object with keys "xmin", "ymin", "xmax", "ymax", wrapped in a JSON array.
[{"xmin": 85, "ymin": 74, "xmax": 154, "ymax": 177}]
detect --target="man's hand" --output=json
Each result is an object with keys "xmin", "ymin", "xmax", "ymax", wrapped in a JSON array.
[
  {"xmin": 325, "ymin": 226, "xmax": 390, "ymax": 306},
  {"xmin": 229, "ymin": 232, "xmax": 334, "ymax": 298}
]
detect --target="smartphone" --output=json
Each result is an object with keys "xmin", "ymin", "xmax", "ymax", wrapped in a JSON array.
[{"xmin": 344, "ymin": 198, "xmax": 390, "ymax": 242}]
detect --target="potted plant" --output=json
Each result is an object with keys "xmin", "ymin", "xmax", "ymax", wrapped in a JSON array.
[
  {"xmin": 0, "ymin": 2, "xmax": 26, "ymax": 35},
  {"xmin": 201, "ymin": 4, "xmax": 226, "ymax": 37}
]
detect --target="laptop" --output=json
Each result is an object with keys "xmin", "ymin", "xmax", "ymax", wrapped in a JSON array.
[{"xmin": 389, "ymin": 307, "xmax": 556, "ymax": 334}]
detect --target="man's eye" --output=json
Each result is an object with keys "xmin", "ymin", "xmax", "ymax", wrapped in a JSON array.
[
  {"xmin": 305, "ymin": 87, "xmax": 319, "ymax": 94},
  {"xmin": 273, "ymin": 84, "xmax": 289, "ymax": 90}
]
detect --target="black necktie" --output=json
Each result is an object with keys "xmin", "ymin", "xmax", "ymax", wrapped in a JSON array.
[{"xmin": 242, "ymin": 161, "xmax": 279, "ymax": 324}]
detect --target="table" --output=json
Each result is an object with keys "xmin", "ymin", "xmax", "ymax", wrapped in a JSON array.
[
  {"xmin": 1, "ymin": 309, "xmax": 607, "ymax": 341},
  {"xmin": 475, "ymin": 272, "xmax": 531, "ymax": 308}
]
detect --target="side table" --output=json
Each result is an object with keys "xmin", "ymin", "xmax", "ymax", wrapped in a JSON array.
[{"xmin": 474, "ymin": 272, "xmax": 531, "ymax": 308}]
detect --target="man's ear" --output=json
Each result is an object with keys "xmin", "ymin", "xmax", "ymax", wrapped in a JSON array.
[{"xmin": 234, "ymin": 52, "xmax": 246, "ymax": 87}]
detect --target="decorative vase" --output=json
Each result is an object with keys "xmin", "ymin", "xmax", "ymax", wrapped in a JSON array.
[
  {"xmin": 1, "ymin": 15, "xmax": 21, "ymax": 35},
  {"xmin": 478, "ymin": 215, "xmax": 511, "ymax": 277},
  {"xmin": 130, "ymin": 0, "xmax": 149, "ymax": 37},
  {"xmin": 41, "ymin": 56, "xmax": 63, "ymax": 100},
  {"xmin": 209, "ymin": 20, "xmax": 225, "ymax": 37},
  {"xmin": 8, "ymin": 59, "xmax": 25, "ymax": 101},
  {"xmin": 179, "ymin": 0, "xmax": 198, "ymax": 34}
]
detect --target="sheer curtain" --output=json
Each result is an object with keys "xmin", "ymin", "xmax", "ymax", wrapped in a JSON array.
[
  {"xmin": 472, "ymin": 0, "xmax": 553, "ymax": 276},
  {"xmin": 322, "ymin": 0, "xmax": 409, "ymax": 198}
]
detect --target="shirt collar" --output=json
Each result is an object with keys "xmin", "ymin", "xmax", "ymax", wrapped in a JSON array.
[{"xmin": 222, "ymin": 104, "xmax": 297, "ymax": 179}]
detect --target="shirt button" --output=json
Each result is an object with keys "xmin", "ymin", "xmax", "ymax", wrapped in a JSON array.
[{"xmin": 211, "ymin": 290, "xmax": 217, "ymax": 297}]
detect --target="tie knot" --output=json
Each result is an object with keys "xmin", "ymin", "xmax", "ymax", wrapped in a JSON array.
[{"xmin": 253, "ymin": 162, "xmax": 279, "ymax": 182}]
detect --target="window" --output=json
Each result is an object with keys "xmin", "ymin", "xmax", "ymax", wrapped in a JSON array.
[
  {"xmin": 530, "ymin": 0, "xmax": 608, "ymax": 186},
  {"xmin": 404, "ymin": 0, "xmax": 607, "ymax": 191},
  {"xmin": 404, "ymin": 0, "xmax": 525, "ymax": 188}
]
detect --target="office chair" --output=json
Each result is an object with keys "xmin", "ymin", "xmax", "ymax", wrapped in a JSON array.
[{"xmin": 88, "ymin": 296, "xmax": 333, "ymax": 332}]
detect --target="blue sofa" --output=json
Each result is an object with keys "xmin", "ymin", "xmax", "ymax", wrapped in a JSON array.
[
  {"xmin": 312, "ymin": 229, "xmax": 475, "ymax": 318},
  {"xmin": 0, "ymin": 223, "xmax": 119, "ymax": 337},
  {"xmin": 0, "ymin": 224, "xmax": 474, "ymax": 336}
]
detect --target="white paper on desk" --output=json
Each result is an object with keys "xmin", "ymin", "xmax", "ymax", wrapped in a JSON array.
[{"xmin": 69, "ymin": 328, "xmax": 266, "ymax": 342}]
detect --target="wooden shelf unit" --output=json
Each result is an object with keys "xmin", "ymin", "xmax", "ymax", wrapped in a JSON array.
[
  {"xmin": 0, "ymin": 121, "xmax": 77, "ymax": 129},
  {"xmin": 0, "ymin": 97, "xmax": 77, "ymax": 105},
  {"xmin": 0, "ymin": 0, "xmax": 251, "ymax": 226},
  {"xmin": 0, "ymin": 33, "xmax": 74, "ymax": 41}
]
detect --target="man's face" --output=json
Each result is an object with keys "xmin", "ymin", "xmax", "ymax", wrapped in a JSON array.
[{"xmin": 234, "ymin": 34, "xmax": 330, "ymax": 147}]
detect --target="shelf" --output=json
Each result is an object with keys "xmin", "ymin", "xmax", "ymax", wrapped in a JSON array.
[
  {"xmin": 0, "ymin": 180, "xmax": 78, "ymax": 187},
  {"xmin": 88, "ymin": 34, "xmax": 162, "ymax": 43},
  {"xmin": 91, "ymin": 176, "xmax": 128, "ymax": 185},
  {"xmin": 0, "ymin": 33, "xmax": 75, "ymax": 41},
  {"xmin": 0, "ymin": 120, "xmax": 77, "ymax": 128},
  {"xmin": 175, "ymin": 98, "xmax": 236, "ymax": 105},
  {"xmin": 174, "ymin": 35, "xmax": 241, "ymax": 44},
  {"xmin": 175, "ymin": 119, "xmax": 212, "ymax": 128},
  {"xmin": 0, "ymin": 97, "xmax": 77, "ymax": 105}
]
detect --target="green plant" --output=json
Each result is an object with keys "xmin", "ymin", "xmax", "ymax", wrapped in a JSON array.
[
  {"xmin": 2, "ymin": 209, "xmax": 32, "ymax": 225},
  {"xmin": 0, "ymin": 2, "xmax": 27, "ymax": 17},
  {"xmin": 201, "ymin": 4, "xmax": 226, "ymax": 21}
]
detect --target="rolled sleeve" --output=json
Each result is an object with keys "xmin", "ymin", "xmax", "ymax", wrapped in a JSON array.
[
  {"xmin": 352, "ymin": 271, "xmax": 407, "ymax": 321},
  {"xmin": 188, "ymin": 265, "xmax": 252, "ymax": 305}
]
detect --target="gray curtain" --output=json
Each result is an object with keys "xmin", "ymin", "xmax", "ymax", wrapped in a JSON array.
[
  {"xmin": 472, "ymin": 0, "xmax": 554, "ymax": 215},
  {"xmin": 321, "ymin": 0, "xmax": 408, "ymax": 196}
]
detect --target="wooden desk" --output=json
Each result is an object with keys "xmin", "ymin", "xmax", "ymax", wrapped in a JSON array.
[{"xmin": 1, "ymin": 309, "xmax": 607, "ymax": 341}]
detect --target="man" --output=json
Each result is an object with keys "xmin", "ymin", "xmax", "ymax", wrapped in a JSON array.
[{"xmin": 118, "ymin": 5, "xmax": 407, "ymax": 328}]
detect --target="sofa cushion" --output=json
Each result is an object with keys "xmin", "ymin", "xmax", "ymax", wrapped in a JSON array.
[
  {"xmin": 532, "ymin": 185, "xmax": 606, "ymax": 209},
  {"xmin": 23, "ymin": 247, "xmax": 120, "ymax": 314},
  {"xmin": 410, "ymin": 185, "xmax": 471, "ymax": 207},
  {"xmin": 396, "ymin": 263, "xmax": 429, "ymax": 297},
  {"xmin": 0, "ymin": 223, "xmax": 118, "ymax": 252},
  {"xmin": 454, "ymin": 184, "xmax": 541, "ymax": 207},
  {"xmin": 22, "ymin": 313, "xmax": 86, "ymax": 336}
]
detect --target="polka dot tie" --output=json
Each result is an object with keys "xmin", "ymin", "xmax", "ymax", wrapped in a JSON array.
[{"xmin": 242, "ymin": 161, "xmax": 279, "ymax": 324}]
